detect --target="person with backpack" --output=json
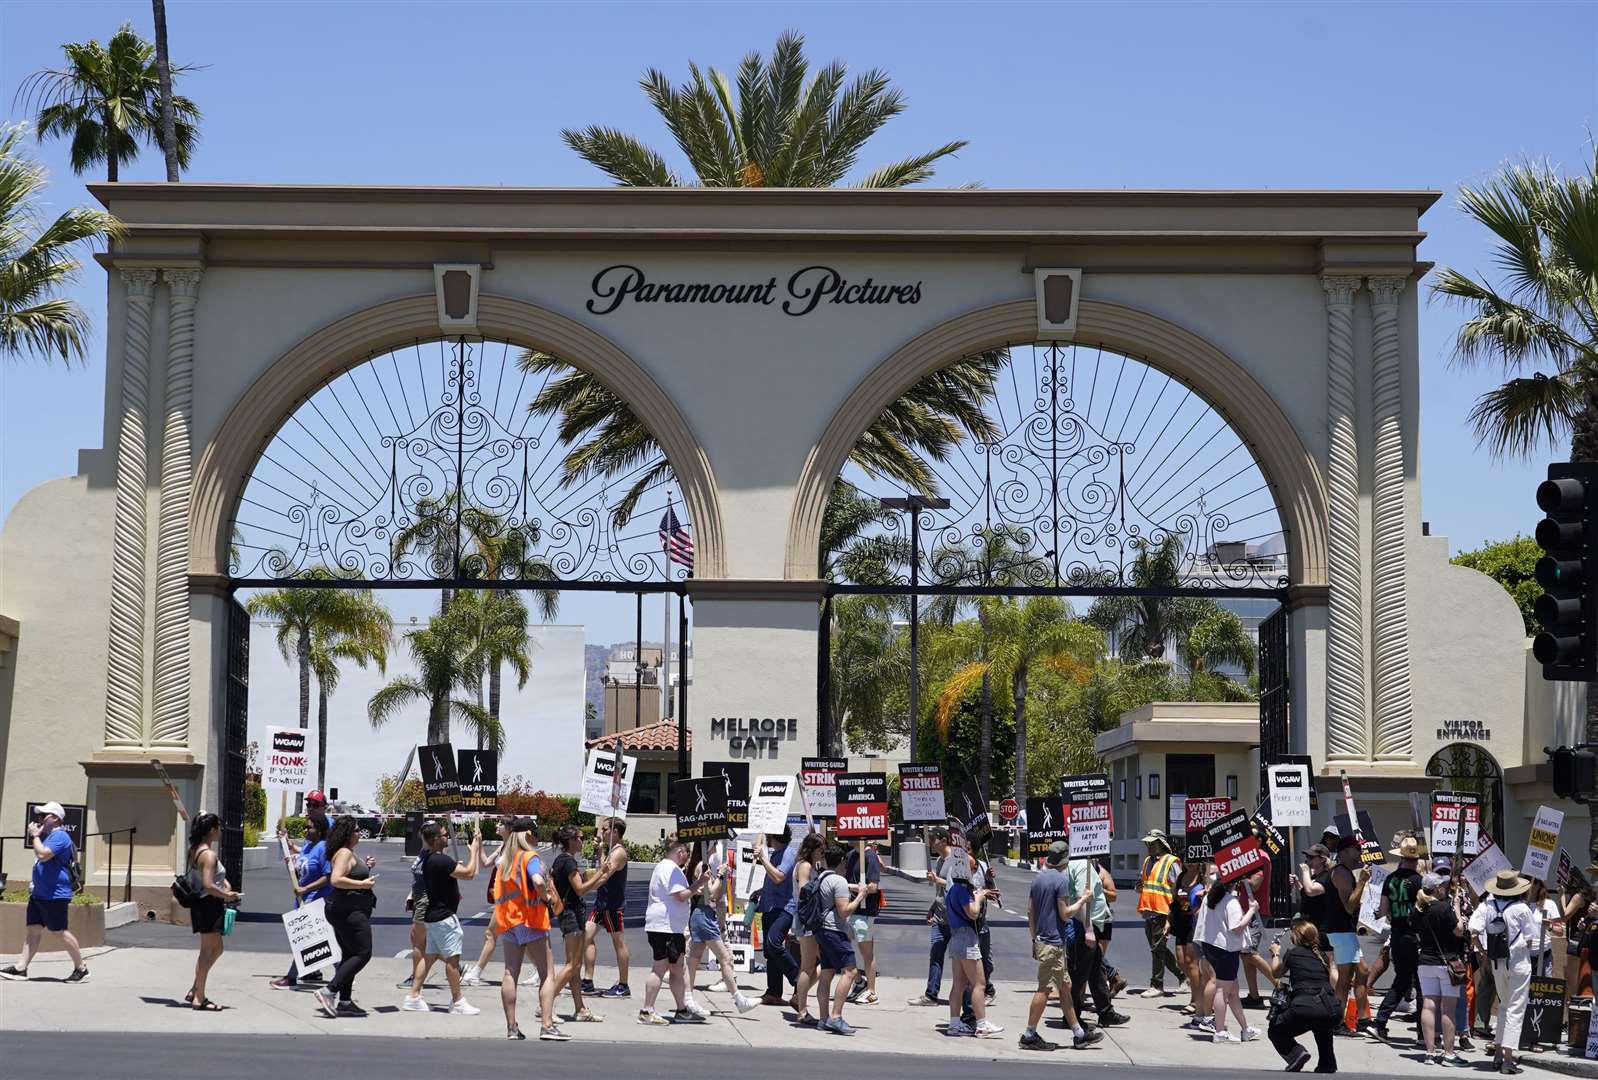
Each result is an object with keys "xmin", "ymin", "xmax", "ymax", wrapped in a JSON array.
[
  {"xmin": 1265, "ymin": 914, "xmax": 1340, "ymax": 1072},
  {"xmin": 1468, "ymin": 870, "xmax": 1539, "ymax": 1075},
  {"xmin": 787, "ymin": 833, "xmax": 827, "ymax": 1026},
  {"xmin": 844, "ymin": 842, "xmax": 882, "ymax": 1005},
  {"xmin": 184, "ymin": 813, "xmax": 243, "ymax": 1012},
  {"xmin": 1, "ymin": 802, "xmax": 89, "ymax": 983},
  {"xmin": 1415, "ymin": 871, "xmax": 1469, "ymax": 1066},
  {"xmin": 755, "ymin": 826, "xmax": 800, "ymax": 1006},
  {"xmin": 811, "ymin": 844, "xmax": 871, "ymax": 1035}
]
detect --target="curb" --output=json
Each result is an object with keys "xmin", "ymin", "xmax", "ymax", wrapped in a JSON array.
[{"xmin": 1524, "ymin": 1056, "xmax": 1598, "ymax": 1079}]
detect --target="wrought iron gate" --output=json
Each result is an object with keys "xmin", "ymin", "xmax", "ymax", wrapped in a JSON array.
[
  {"xmin": 220, "ymin": 597, "xmax": 250, "ymax": 890},
  {"xmin": 1256, "ymin": 604, "xmax": 1291, "ymax": 920}
]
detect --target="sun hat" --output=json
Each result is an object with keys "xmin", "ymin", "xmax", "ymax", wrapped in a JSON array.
[
  {"xmin": 1486, "ymin": 870, "xmax": 1532, "ymax": 898},
  {"xmin": 36, "ymin": 801, "xmax": 66, "ymax": 819},
  {"xmin": 1046, "ymin": 840, "xmax": 1071, "ymax": 868},
  {"xmin": 1141, "ymin": 828, "xmax": 1170, "ymax": 846},
  {"xmin": 1389, "ymin": 837, "xmax": 1427, "ymax": 860}
]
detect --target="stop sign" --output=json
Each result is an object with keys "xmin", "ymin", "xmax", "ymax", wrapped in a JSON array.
[{"xmin": 999, "ymin": 798, "xmax": 1019, "ymax": 821}]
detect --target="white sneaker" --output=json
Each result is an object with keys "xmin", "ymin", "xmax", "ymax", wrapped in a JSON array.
[
  {"xmin": 401, "ymin": 996, "xmax": 429, "ymax": 1012},
  {"xmin": 1241, "ymin": 1026, "xmax": 1262, "ymax": 1042},
  {"xmin": 1213, "ymin": 1030, "xmax": 1241, "ymax": 1043},
  {"xmin": 682, "ymin": 998, "xmax": 711, "ymax": 1019},
  {"xmin": 521, "ymin": 970, "xmax": 540, "ymax": 987},
  {"xmin": 449, "ymin": 999, "xmax": 481, "ymax": 1016},
  {"xmin": 460, "ymin": 967, "xmax": 482, "ymax": 987},
  {"xmin": 1139, "ymin": 987, "xmax": 1165, "ymax": 999},
  {"xmin": 733, "ymin": 992, "xmax": 757, "ymax": 1014}
]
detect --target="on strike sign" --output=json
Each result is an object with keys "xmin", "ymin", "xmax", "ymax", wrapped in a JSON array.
[
  {"xmin": 834, "ymin": 773, "xmax": 889, "ymax": 839},
  {"xmin": 419, "ymin": 742, "xmax": 462, "ymax": 813},
  {"xmin": 1060, "ymin": 773, "xmax": 1112, "ymax": 857},
  {"xmin": 1024, "ymin": 796, "xmax": 1067, "ymax": 860},
  {"xmin": 1431, "ymin": 791, "xmax": 1481, "ymax": 856},
  {"xmin": 265, "ymin": 726, "xmax": 310, "ymax": 790},
  {"xmin": 800, "ymin": 757, "xmax": 848, "ymax": 817},
  {"xmin": 1207, "ymin": 808, "xmax": 1266, "ymax": 885},
  {"xmin": 1184, "ymin": 797, "xmax": 1232, "ymax": 861},
  {"xmin": 897, "ymin": 763, "xmax": 946, "ymax": 823}
]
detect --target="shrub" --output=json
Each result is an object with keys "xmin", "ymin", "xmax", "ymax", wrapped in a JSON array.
[
  {"xmin": 4, "ymin": 886, "xmax": 102, "ymax": 906},
  {"xmin": 623, "ymin": 838, "xmax": 663, "ymax": 863},
  {"xmin": 244, "ymin": 782, "xmax": 267, "ymax": 829},
  {"xmin": 280, "ymin": 815, "xmax": 307, "ymax": 839},
  {"xmin": 383, "ymin": 817, "xmax": 407, "ymax": 838},
  {"xmin": 243, "ymin": 824, "xmax": 261, "ymax": 849},
  {"xmin": 497, "ymin": 776, "xmax": 575, "ymax": 826}
]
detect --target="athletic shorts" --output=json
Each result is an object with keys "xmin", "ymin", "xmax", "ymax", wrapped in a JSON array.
[
  {"xmin": 847, "ymin": 913, "xmax": 874, "ymax": 943},
  {"xmin": 647, "ymin": 930, "xmax": 685, "ymax": 964},
  {"xmin": 1328, "ymin": 931, "xmax": 1362, "ymax": 966},
  {"xmin": 1035, "ymin": 941, "xmax": 1068, "ymax": 989},
  {"xmin": 424, "ymin": 914, "xmax": 464, "ymax": 958},
  {"xmin": 949, "ymin": 926, "xmax": 982, "ymax": 961},
  {"xmin": 411, "ymin": 893, "xmax": 429, "ymax": 924},
  {"xmin": 1098, "ymin": 920, "xmax": 1113, "ymax": 943},
  {"xmin": 1201, "ymin": 942, "xmax": 1241, "ymax": 981},
  {"xmin": 1418, "ymin": 964, "xmax": 1462, "ymax": 999},
  {"xmin": 26, "ymin": 897, "xmax": 69, "ymax": 933},
  {"xmin": 1240, "ymin": 924, "xmax": 1264, "ymax": 955},
  {"xmin": 557, "ymin": 908, "xmax": 583, "ymax": 938},
  {"xmin": 590, "ymin": 907, "xmax": 624, "ymax": 934},
  {"xmin": 689, "ymin": 907, "xmax": 722, "ymax": 943},
  {"xmin": 817, "ymin": 927, "xmax": 856, "ymax": 972},
  {"xmin": 503, "ymin": 924, "xmax": 548, "ymax": 947}
]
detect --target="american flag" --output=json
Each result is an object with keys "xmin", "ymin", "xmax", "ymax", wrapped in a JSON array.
[{"xmin": 659, "ymin": 506, "xmax": 694, "ymax": 571}]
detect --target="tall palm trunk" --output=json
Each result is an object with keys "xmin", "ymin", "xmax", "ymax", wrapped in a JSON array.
[
  {"xmin": 296, "ymin": 625, "xmax": 310, "ymax": 813},
  {"xmin": 316, "ymin": 680, "xmax": 329, "ymax": 792},
  {"xmin": 105, "ymin": 126, "xmax": 118, "ymax": 182},
  {"xmin": 1013, "ymin": 663, "xmax": 1030, "ymax": 799},
  {"xmin": 487, "ymin": 660, "xmax": 501, "ymax": 753},
  {"xmin": 151, "ymin": 0, "xmax": 179, "ymax": 181},
  {"xmin": 977, "ymin": 607, "xmax": 993, "ymax": 803}
]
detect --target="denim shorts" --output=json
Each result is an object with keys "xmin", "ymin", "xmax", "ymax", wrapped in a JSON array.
[
  {"xmin": 689, "ymin": 906, "xmax": 722, "ymax": 943},
  {"xmin": 1328, "ymin": 931, "xmax": 1361, "ymax": 966},
  {"xmin": 949, "ymin": 926, "xmax": 982, "ymax": 961}
]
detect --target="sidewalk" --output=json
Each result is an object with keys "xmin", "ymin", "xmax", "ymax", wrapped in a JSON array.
[{"xmin": 0, "ymin": 944, "xmax": 1496, "ymax": 1072}]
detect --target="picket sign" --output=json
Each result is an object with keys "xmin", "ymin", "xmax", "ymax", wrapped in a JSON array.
[
  {"xmin": 1358, "ymin": 865, "xmax": 1390, "ymax": 935},
  {"xmin": 1523, "ymin": 806, "xmax": 1564, "ymax": 883},
  {"xmin": 283, "ymin": 898, "xmax": 341, "ymax": 977}
]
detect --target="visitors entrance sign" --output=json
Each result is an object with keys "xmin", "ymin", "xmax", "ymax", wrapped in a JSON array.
[
  {"xmin": 1430, "ymin": 791, "xmax": 1482, "ymax": 856},
  {"xmin": 748, "ymin": 775, "xmax": 796, "ymax": 835},
  {"xmin": 1207, "ymin": 808, "xmax": 1266, "ymax": 885},
  {"xmin": 1266, "ymin": 764, "xmax": 1312, "ymax": 827},
  {"xmin": 898, "ymin": 763, "xmax": 946, "ymax": 823},
  {"xmin": 578, "ymin": 748, "xmax": 637, "ymax": 820},
  {"xmin": 1184, "ymin": 797, "xmax": 1232, "ymax": 862},
  {"xmin": 456, "ymin": 748, "xmax": 497, "ymax": 813},
  {"xmin": 800, "ymin": 757, "xmax": 848, "ymax": 817},
  {"xmin": 702, "ymin": 761, "xmax": 750, "ymax": 829},
  {"xmin": 264, "ymin": 726, "xmax": 310, "ymax": 791},
  {"xmin": 1523, "ymin": 805, "xmax": 1563, "ymax": 883},
  {"xmin": 1024, "ymin": 796, "xmax": 1067, "ymax": 860},
  {"xmin": 834, "ymin": 774, "xmax": 889, "ymax": 839},
  {"xmin": 674, "ymin": 777, "xmax": 729, "ymax": 842},
  {"xmin": 419, "ymin": 742, "xmax": 461, "ymax": 813},
  {"xmin": 282, "ymin": 897, "xmax": 341, "ymax": 978},
  {"xmin": 1060, "ymin": 773, "xmax": 1112, "ymax": 857}
]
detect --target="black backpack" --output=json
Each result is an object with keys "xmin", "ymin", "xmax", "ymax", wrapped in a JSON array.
[{"xmin": 797, "ymin": 869, "xmax": 835, "ymax": 933}]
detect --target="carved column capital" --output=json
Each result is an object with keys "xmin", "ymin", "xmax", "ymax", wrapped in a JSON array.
[
  {"xmin": 163, "ymin": 267, "xmax": 203, "ymax": 299},
  {"xmin": 120, "ymin": 267, "xmax": 159, "ymax": 299},
  {"xmin": 1367, "ymin": 275, "xmax": 1407, "ymax": 308},
  {"xmin": 1321, "ymin": 274, "xmax": 1361, "ymax": 307}
]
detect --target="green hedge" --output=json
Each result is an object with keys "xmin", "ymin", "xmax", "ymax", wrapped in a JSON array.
[
  {"xmin": 3, "ymin": 887, "xmax": 102, "ymax": 906},
  {"xmin": 244, "ymin": 823, "xmax": 261, "ymax": 849},
  {"xmin": 244, "ymin": 782, "xmax": 267, "ymax": 829},
  {"xmin": 280, "ymin": 815, "xmax": 307, "ymax": 839},
  {"xmin": 383, "ymin": 817, "xmax": 407, "ymax": 838}
]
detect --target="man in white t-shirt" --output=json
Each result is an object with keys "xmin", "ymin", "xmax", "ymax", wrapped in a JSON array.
[{"xmin": 639, "ymin": 834, "xmax": 708, "ymax": 1025}]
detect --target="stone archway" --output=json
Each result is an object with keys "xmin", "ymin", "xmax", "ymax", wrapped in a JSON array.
[
  {"xmin": 785, "ymin": 297, "xmax": 1328, "ymax": 590},
  {"xmin": 190, "ymin": 293, "xmax": 726, "ymax": 582}
]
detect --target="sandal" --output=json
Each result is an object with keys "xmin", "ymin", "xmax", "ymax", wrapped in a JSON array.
[
  {"xmin": 796, "ymin": 1013, "xmax": 818, "ymax": 1026},
  {"xmin": 192, "ymin": 998, "xmax": 223, "ymax": 1012},
  {"xmin": 1180, "ymin": 1003, "xmax": 1197, "ymax": 1015},
  {"xmin": 183, "ymin": 987, "xmax": 195, "ymax": 1004},
  {"xmin": 572, "ymin": 1008, "xmax": 602, "ymax": 1023}
]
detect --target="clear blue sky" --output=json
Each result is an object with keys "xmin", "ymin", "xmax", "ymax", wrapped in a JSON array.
[{"xmin": 3, "ymin": 1, "xmax": 1595, "ymax": 644}]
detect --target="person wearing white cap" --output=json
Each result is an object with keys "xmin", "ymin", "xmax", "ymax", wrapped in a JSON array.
[
  {"xmin": 1467, "ymin": 869, "xmax": 1538, "ymax": 1075},
  {"xmin": 1, "ymin": 802, "xmax": 88, "ymax": 982}
]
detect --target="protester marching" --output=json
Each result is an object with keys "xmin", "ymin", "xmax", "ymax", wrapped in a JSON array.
[{"xmin": 10, "ymin": 749, "xmax": 1598, "ymax": 1079}]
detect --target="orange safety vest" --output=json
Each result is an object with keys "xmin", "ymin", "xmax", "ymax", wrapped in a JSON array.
[
  {"xmin": 1137, "ymin": 853, "xmax": 1180, "ymax": 914},
  {"xmin": 493, "ymin": 850, "xmax": 550, "ymax": 935}
]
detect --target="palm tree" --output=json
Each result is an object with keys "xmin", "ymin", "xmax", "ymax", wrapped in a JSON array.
[
  {"xmin": 1431, "ymin": 147, "xmax": 1598, "ymax": 855},
  {"xmin": 390, "ymin": 496, "xmax": 557, "ymax": 615},
  {"xmin": 826, "ymin": 593, "xmax": 905, "ymax": 755},
  {"xmin": 933, "ymin": 597, "xmax": 1103, "ymax": 797},
  {"xmin": 306, "ymin": 594, "xmax": 391, "ymax": 790},
  {"xmin": 453, "ymin": 589, "xmax": 535, "ymax": 750},
  {"xmin": 150, "ymin": 0, "xmax": 179, "ymax": 182},
  {"xmin": 368, "ymin": 603, "xmax": 503, "ymax": 750},
  {"xmin": 21, "ymin": 23, "xmax": 200, "ymax": 181},
  {"xmin": 561, "ymin": 30, "xmax": 967, "ymax": 189},
  {"xmin": 1179, "ymin": 607, "xmax": 1257, "ymax": 694},
  {"xmin": 0, "ymin": 125, "xmax": 120, "ymax": 364}
]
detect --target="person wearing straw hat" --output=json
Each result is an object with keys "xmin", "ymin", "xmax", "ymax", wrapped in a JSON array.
[
  {"xmin": 1372, "ymin": 835, "xmax": 1426, "ymax": 1041},
  {"xmin": 1467, "ymin": 869, "xmax": 1539, "ymax": 1074}
]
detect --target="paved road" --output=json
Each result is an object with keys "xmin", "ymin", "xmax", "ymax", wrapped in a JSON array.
[{"xmin": 0, "ymin": 1032, "xmax": 1407, "ymax": 1079}]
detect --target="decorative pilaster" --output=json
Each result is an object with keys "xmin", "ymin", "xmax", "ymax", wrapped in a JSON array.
[
  {"xmin": 1322, "ymin": 275, "xmax": 1367, "ymax": 761},
  {"xmin": 1368, "ymin": 275, "xmax": 1414, "ymax": 761},
  {"xmin": 151, "ymin": 268, "xmax": 202, "ymax": 747},
  {"xmin": 104, "ymin": 269, "xmax": 159, "ymax": 748}
]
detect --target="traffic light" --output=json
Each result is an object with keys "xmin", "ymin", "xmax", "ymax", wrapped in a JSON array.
[
  {"xmin": 1534, "ymin": 462, "xmax": 1598, "ymax": 680},
  {"xmin": 1550, "ymin": 745, "xmax": 1598, "ymax": 801}
]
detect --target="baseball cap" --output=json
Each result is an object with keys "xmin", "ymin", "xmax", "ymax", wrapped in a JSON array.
[
  {"xmin": 509, "ymin": 816, "xmax": 538, "ymax": 832},
  {"xmin": 1335, "ymin": 833, "xmax": 1360, "ymax": 852},
  {"xmin": 1046, "ymin": 840, "xmax": 1071, "ymax": 867},
  {"xmin": 36, "ymin": 801, "xmax": 66, "ymax": 819},
  {"xmin": 1305, "ymin": 842, "xmax": 1331, "ymax": 860},
  {"xmin": 306, "ymin": 789, "xmax": 327, "ymax": 805}
]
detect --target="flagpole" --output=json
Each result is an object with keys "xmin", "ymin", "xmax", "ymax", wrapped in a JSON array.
[{"xmin": 663, "ymin": 494, "xmax": 672, "ymax": 720}]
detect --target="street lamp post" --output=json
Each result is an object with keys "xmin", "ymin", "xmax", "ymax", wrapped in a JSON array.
[{"xmin": 879, "ymin": 494, "xmax": 950, "ymax": 763}]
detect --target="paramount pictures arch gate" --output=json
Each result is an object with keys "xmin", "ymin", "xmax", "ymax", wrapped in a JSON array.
[{"xmin": 0, "ymin": 185, "xmax": 1464, "ymax": 903}]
